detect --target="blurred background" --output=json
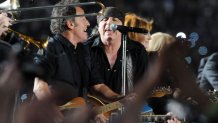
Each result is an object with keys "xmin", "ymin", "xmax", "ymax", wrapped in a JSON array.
[{"xmin": 1, "ymin": 0, "xmax": 218, "ymax": 73}]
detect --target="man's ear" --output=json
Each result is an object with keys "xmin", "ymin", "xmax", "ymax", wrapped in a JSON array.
[{"xmin": 66, "ymin": 20, "xmax": 74, "ymax": 29}]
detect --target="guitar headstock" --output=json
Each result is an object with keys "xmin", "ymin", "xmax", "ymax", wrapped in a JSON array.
[
  {"xmin": 150, "ymin": 86, "xmax": 173, "ymax": 98},
  {"xmin": 207, "ymin": 90, "xmax": 218, "ymax": 103}
]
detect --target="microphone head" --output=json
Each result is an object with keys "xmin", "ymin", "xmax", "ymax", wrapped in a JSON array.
[{"xmin": 110, "ymin": 24, "xmax": 117, "ymax": 31}]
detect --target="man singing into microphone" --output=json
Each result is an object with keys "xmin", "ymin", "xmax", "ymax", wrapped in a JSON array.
[{"xmin": 87, "ymin": 7, "xmax": 148, "ymax": 94}]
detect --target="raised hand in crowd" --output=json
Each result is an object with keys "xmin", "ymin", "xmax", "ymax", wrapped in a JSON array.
[
  {"xmin": 160, "ymin": 38, "xmax": 211, "ymax": 108},
  {"xmin": 0, "ymin": 55, "xmax": 22, "ymax": 123}
]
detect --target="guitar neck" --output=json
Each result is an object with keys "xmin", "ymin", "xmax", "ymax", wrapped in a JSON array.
[
  {"xmin": 139, "ymin": 115, "xmax": 171, "ymax": 122},
  {"xmin": 109, "ymin": 114, "xmax": 178, "ymax": 123},
  {"xmin": 95, "ymin": 101, "xmax": 123, "ymax": 114}
]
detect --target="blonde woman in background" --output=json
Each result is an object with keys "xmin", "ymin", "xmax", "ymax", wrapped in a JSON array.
[
  {"xmin": 147, "ymin": 32, "xmax": 175, "ymax": 54},
  {"xmin": 124, "ymin": 13, "xmax": 153, "ymax": 49},
  {"xmin": 146, "ymin": 32, "xmax": 180, "ymax": 114},
  {"xmin": 147, "ymin": 32, "xmax": 175, "ymax": 87},
  {"xmin": 146, "ymin": 32, "xmax": 183, "ymax": 119}
]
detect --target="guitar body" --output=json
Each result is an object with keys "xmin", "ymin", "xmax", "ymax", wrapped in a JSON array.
[
  {"xmin": 150, "ymin": 86, "xmax": 172, "ymax": 98},
  {"xmin": 59, "ymin": 96, "xmax": 117, "ymax": 118},
  {"xmin": 59, "ymin": 97, "xmax": 86, "ymax": 110},
  {"xmin": 59, "ymin": 87, "xmax": 172, "ymax": 118}
]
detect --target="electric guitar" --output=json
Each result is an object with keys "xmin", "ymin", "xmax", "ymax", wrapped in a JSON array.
[
  {"xmin": 150, "ymin": 86, "xmax": 172, "ymax": 98},
  {"xmin": 59, "ymin": 87, "xmax": 173, "ymax": 117},
  {"xmin": 109, "ymin": 113, "xmax": 173, "ymax": 123},
  {"xmin": 140, "ymin": 114, "xmax": 172, "ymax": 122},
  {"xmin": 59, "ymin": 95, "xmax": 123, "ymax": 117}
]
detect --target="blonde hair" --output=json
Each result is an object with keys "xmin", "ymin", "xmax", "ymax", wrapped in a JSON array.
[
  {"xmin": 124, "ymin": 13, "xmax": 153, "ymax": 43},
  {"xmin": 147, "ymin": 32, "xmax": 175, "ymax": 53}
]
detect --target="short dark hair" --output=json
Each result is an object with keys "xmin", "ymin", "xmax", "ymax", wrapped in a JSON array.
[
  {"xmin": 97, "ymin": 7, "xmax": 124, "ymax": 24},
  {"xmin": 50, "ymin": 0, "xmax": 80, "ymax": 34}
]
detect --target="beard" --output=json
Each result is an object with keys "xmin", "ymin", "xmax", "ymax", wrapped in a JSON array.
[{"xmin": 107, "ymin": 37, "xmax": 112, "ymax": 42}]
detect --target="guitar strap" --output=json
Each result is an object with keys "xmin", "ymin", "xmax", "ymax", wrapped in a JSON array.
[{"xmin": 126, "ymin": 54, "xmax": 133, "ymax": 92}]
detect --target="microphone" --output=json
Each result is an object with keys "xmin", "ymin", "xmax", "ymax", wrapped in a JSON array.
[{"xmin": 110, "ymin": 24, "xmax": 148, "ymax": 34}]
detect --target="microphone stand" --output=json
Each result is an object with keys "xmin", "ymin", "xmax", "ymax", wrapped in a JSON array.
[
  {"xmin": 121, "ymin": 33, "xmax": 127, "ymax": 97},
  {"xmin": 111, "ymin": 24, "xmax": 128, "ymax": 97},
  {"xmin": 120, "ymin": 31, "xmax": 128, "ymax": 114}
]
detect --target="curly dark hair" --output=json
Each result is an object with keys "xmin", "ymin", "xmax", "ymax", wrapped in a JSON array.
[{"xmin": 50, "ymin": 0, "xmax": 80, "ymax": 34}]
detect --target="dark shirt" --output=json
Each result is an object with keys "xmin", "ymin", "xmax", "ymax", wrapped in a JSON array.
[
  {"xmin": 35, "ymin": 34, "xmax": 98, "ymax": 104},
  {"xmin": 197, "ymin": 52, "xmax": 218, "ymax": 91},
  {"xmin": 87, "ymin": 36, "xmax": 148, "ymax": 94}
]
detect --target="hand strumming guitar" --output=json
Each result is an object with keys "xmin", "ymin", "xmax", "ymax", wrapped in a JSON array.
[{"xmin": 166, "ymin": 112, "xmax": 181, "ymax": 123}]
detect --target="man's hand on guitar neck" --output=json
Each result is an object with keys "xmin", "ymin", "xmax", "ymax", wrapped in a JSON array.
[
  {"xmin": 166, "ymin": 112, "xmax": 181, "ymax": 123},
  {"xmin": 93, "ymin": 92, "xmax": 137, "ymax": 123},
  {"xmin": 94, "ymin": 114, "xmax": 108, "ymax": 123}
]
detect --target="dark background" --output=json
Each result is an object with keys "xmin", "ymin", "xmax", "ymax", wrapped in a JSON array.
[{"xmin": 1, "ymin": 0, "xmax": 218, "ymax": 73}]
